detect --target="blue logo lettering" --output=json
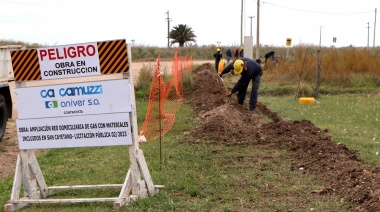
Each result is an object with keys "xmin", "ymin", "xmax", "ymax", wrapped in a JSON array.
[
  {"xmin": 59, "ymin": 85, "xmax": 103, "ymax": 97},
  {"xmin": 40, "ymin": 89, "xmax": 55, "ymax": 98}
]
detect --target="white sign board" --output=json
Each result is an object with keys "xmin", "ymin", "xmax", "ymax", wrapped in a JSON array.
[
  {"xmin": 15, "ymin": 79, "xmax": 132, "ymax": 119},
  {"xmin": 37, "ymin": 42, "xmax": 101, "ymax": 80},
  {"xmin": 15, "ymin": 40, "xmax": 134, "ymax": 149},
  {"xmin": 17, "ymin": 113, "xmax": 132, "ymax": 149}
]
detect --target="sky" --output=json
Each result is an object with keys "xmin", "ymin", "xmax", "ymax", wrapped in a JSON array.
[{"xmin": 0, "ymin": 0, "xmax": 379, "ymax": 48}]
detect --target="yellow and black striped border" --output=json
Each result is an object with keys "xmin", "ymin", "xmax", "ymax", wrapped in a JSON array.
[
  {"xmin": 98, "ymin": 39, "xmax": 129, "ymax": 75},
  {"xmin": 11, "ymin": 49, "xmax": 41, "ymax": 81}
]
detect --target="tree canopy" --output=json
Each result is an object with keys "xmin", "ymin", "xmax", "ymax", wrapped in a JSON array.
[{"xmin": 169, "ymin": 24, "xmax": 197, "ymax": 47}]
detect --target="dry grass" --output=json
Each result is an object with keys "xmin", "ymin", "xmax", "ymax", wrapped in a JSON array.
[{"xmin": 263, "ymin": 45, "xmax": 380, "ymax": 88}]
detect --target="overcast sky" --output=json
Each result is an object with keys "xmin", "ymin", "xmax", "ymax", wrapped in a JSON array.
[{"xmin": 0, "ymin": 0, "xmax": 379, "ymax": 48}]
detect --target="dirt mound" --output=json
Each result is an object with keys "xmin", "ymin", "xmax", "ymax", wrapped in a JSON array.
[
  {"xmin": 186, "ymin": 63, "xmax": 226, "ymax": 113},
  {"xmin": 186, "ymin": 63, "xmax": 267, "ymax": 145},
  {"xmin": 185, "ymin": 64, "xmax": 380, "ymax": 211}
]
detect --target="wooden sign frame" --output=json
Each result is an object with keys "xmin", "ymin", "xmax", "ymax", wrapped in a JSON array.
[{"xmin": 4, "ymin": 41, "xmax": 163, "ymax": 211}]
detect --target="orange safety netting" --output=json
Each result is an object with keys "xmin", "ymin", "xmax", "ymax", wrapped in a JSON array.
[
  {"xmin": 179, "ymin": 55, "xmax": 193, "ymax": 72},
  {"xmin": 139, "ymin": 51, "xmax": 193, "ymax": 142}
]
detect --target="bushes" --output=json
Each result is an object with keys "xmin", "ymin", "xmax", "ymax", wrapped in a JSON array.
[
  {"xmin": 132, "ymin": 45, "xmax": 380, "ymax": 99},
  {"xmin": 135, "ymin": 64, "xmax": 154, "ymax": 99},
  {"xmin": 262, "ymin": 45, "xmax": 380, "ymax": 88}
]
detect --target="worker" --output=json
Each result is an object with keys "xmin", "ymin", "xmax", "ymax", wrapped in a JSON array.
[
  {"xmin": 226, "ymin": 47, "xmax": 232, "ymax": 63},
  {"xmin": 219, "ymin": 57, "xmax": 263, "ymax": 111},
  {"xmin": 264, "ymin": 51, "xmax": 275, "ymax": 64},
  {"xmin": 213, "ymin": 48, "xmax": 223, "ymax": 73},
  {"xmin": 239, "ymin": 46, "xmax": 244, "ymax": 57},
  {"xmin": 234, "ymin": 48, "xmax": 239, "ymax": 59}
]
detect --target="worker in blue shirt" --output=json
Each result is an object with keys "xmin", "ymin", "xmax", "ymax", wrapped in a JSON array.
[{"xmin": 219, "ymin": 58, "xmax": 262, "ymax": 111}]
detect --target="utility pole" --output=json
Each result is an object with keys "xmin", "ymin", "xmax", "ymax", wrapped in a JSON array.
[
  {"xmin": 255, "ymin": 0, "xmax": 260, "ymax": 59},
  {"xmin": 240, "ymin": 0, "xmax": 243, "ymax": 46},
  {"xmin": 374, "ymin": 8, "xmax": 377, "ymax": 47},
  {"xmin": 165, "ymin": 11, "xmax": 171, "ymax": 48},
  {"xmin": 315, "ymin": 26, "xmax": 323, "ymax": 98},
  {"xmin": 367, "ymin": 22, "xmax": 370, "ymax": 48},
  {"xmin": 319, "ymin": 26, "xmax": 323, "ymax": 47},
  {"xmin": 248, "ymin": 16, "xmax": 255, "ymax": 36}
]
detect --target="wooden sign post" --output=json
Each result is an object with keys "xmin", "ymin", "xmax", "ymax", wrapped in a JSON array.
[{"xmin": 4, "ymin": 39, "xmax": 162, "ymax": 212}]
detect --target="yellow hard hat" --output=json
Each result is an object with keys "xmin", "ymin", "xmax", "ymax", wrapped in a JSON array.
[
  {"xmin": 241, "ymin": 46, "xmax": 244, "ymax": 49},
  {"xmin": 233, "ymin": 60, "xmax": 244, "ymax": 74},
  {"xmin": 217, "ymin": 48, "xmax": 220, "ymax": 51}
]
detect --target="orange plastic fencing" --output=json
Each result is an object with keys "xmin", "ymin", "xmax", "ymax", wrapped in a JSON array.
[
  {"xmin": 179, "ymin": 55, "xmax": 193, "ymax": 72},
  {"xmin": 139, "ymin": 51, "xmax": 193, "ymax": 142}
]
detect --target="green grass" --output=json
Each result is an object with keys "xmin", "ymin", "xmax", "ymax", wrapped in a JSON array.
[
  {"xmin": 0, "ymin": 98, "xmax": 355, "ymax": 211},
  {"xmin": 259, "ymin": 93, "xmax": 380, "ymax": 166}
]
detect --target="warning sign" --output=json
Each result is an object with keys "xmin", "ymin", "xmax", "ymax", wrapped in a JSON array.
[
  {"xmin": 11, "ymin": 39, "xmax": 129, "ymax": 81},
  {"xmin": 12, "ymin": 39, "xmax": 134, "ymax": 149},
  {"xmin": 286, "ymin": 38, "xmax": 292, "ymax": 46},
  {"xmin": 38, "ymin": 43, "xmax": 100, "ymax": 80}
]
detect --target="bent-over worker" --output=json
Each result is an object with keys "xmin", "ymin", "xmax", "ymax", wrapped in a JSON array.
[{"xmin": 219, "ymin": 57, "xmax": 262, "ymax": 111}]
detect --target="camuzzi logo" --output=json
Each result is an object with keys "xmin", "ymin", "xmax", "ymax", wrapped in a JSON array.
[
  {"xmin": 40, "ymin": 85, "xmax": 103, "ymax": 98},
  {"xmin": 45, "ymin": 100, "xmax": 58, "ymax": 108},
  {"xmin": 40, "ymin": 85, "xmax": 103, "ymax": 111}
]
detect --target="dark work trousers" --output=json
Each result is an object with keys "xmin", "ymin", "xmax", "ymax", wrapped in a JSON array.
[
  {"xmin": 236, "ymin": 74, "xmax": 261, "ymax": 111},
  {"xmin": 215, "ymin": 59, "xmax": 220, "ymax": 73}
]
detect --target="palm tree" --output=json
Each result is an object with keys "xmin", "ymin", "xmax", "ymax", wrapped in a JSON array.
[{"xmin": 169, "ymin": 24, "xmax": 197, "ymax": 47}]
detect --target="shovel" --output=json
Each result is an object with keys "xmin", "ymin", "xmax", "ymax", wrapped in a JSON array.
[{"xmin": 218, "ymin": 74, "xmax": 231, "ymax": 103}]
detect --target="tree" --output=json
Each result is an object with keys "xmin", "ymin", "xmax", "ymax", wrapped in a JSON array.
[{"xmin": 169, "ymin": 24, "xmax": 197, "ymax": 47}]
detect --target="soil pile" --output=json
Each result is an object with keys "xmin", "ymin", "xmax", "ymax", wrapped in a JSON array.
[{"xmin": 185, "ymin": 63, "xmax": 380, "ymax": 211}]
